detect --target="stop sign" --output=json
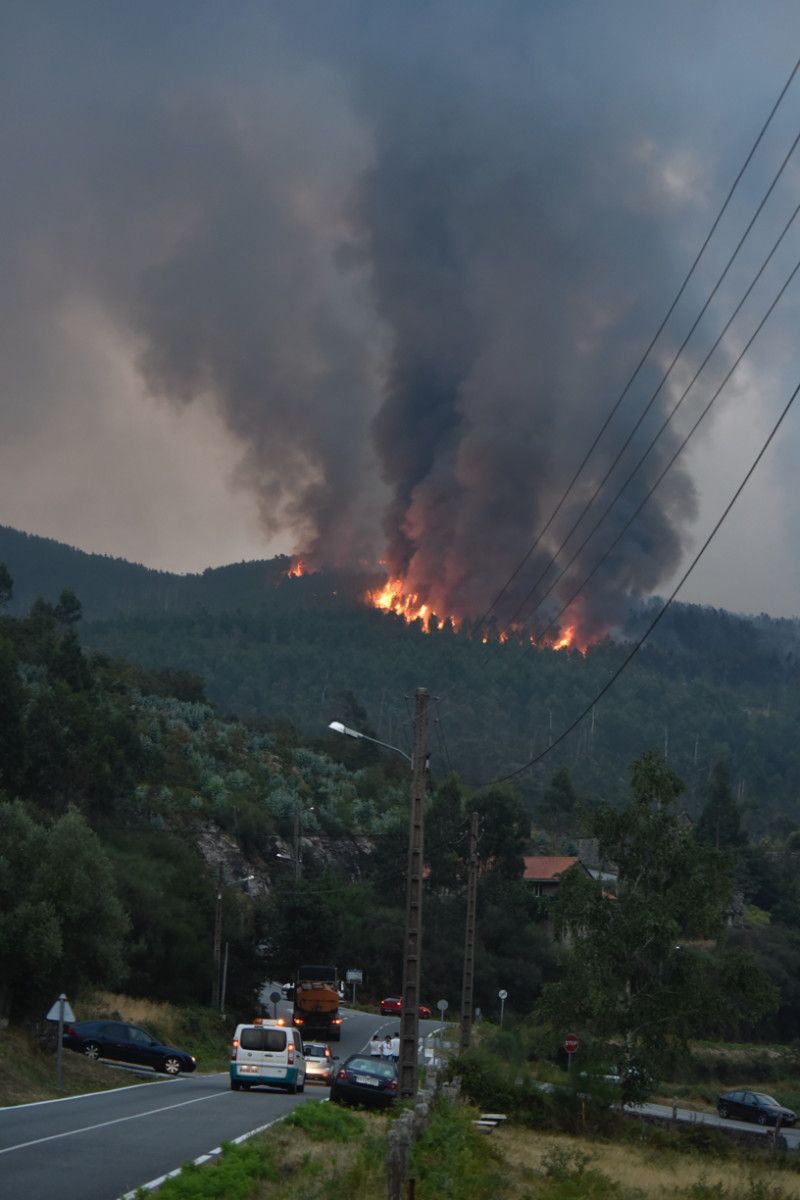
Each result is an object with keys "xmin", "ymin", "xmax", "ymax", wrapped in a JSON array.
[{"xmin": 564, "ymin": 1033, "xmax": 580, "ymax": 1055}]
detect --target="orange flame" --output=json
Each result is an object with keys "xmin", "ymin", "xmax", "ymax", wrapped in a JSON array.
[
  {"xmin": 552, "ymin": 624, "xmax": 576, "ymax": 651},
  {"xmin": 366, "ymin": 577, "xmax": 454, "ymax": 633},
  {"xmin": 287, "ymin": 559, "xmax": 306, "ymax": 578},
  {"xmin": 366, "ymin": 577, "xmax": 587, "ymax": 652}
]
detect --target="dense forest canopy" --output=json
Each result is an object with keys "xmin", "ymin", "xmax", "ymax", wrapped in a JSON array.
[
  {"xmin": 3, "ymin": 524, "xmax": 800, "ymax": 834},
  {"xmin": 3, "ymin": 534, "xmax": 800, "ymax": 1047}
]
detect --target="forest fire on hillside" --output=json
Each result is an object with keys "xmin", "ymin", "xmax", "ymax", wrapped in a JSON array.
[
  {"xmin": 367, "ymin": 577, "xmax": 456, "ymax": 634},
  {"xmin": 366, "ymin": 576, "xmax": 585, "ymax": 651},
  {"xmin": 287, "ymin": 559, "xmax": 306, "ymax": 578}
]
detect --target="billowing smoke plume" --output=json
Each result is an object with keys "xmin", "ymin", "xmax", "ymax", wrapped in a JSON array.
[{"xmin": 1, "ymin": 3, "xmax": 798, "ymax": 628}]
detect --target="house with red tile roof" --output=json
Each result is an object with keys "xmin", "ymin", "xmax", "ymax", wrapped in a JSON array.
[{"xmin": 523, "ymin": 855, "xmax": 591, "ymax": 898}]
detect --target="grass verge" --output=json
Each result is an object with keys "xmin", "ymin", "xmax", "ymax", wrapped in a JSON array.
[
  {"xmin": 133, "ymin": 1093, "xmax": 800, "ymax": 1200},
  {"xmin": 0, "ymin": 1024, "xmax": 158, "ymax": 1107}
]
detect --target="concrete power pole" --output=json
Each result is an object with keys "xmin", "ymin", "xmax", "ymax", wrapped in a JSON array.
[
  {"xmin": 459, "ymin": 810, "xmax": 479, "ymax": 1052},
  {"xmin": 399, "ymin": 687, "xmax": 429, "ymax": 1099}
]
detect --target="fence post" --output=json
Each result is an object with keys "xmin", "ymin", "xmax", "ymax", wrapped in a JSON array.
[{"xmin": 387, "ymin": 1110, "xmax": 415, "ymax": 1200}]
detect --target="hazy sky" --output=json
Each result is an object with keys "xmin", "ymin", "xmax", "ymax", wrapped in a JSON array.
[{"xmin": 1, "ymin": 2, "xmax": 800, "ymax": 619}]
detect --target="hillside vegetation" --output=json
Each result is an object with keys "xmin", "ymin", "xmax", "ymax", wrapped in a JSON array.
[{"xmin": 3, "ymin": 543, "xmax": 800, "ymax": 1062}]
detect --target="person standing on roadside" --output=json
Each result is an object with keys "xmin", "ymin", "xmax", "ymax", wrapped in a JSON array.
[
  {"xmin": 390, "ymin": 1032, "xmax": 400, "ymax": 1061},
  {"xmin": 381, "ymin": 1035, "xmax": 393, "ymax": 1060}
]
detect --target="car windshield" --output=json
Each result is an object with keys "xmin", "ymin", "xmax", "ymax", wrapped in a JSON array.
[
  {"xmin": 306, "ymin": 1045, "xmax": 327, "ymax": 1058},
  {"xmin": 348, "ymin": 1057, "xmax": 395, "ymax": 1078},
  {"xmin": 753, "ymin": 1094, "xmax": 780, "ymax": 1106}
]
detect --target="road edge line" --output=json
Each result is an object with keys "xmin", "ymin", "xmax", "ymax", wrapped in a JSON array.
[
  {"xmin": 0, "ymin": 1077, "xmax": 175, "ymax": 1112},
  {"xmin": 119, "ymin": 1105, "xmax": 308, "ymax": 1199}
]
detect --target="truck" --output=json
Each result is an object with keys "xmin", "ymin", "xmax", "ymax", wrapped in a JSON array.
[{"xmin": 291, "ymin": 964, "xmax": 343, "ymax": 1042}]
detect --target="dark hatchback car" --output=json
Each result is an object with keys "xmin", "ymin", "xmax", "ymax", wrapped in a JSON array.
[
  {"xmin": 330, "ymin": 1054, "xmax": 398, "ymax": 1108},
  {"xmin": 717, "ymin": 1090, "xmax": 797, "ymax": 1127},
  {"xmin": 63, "ymin": 1020, "xmax": 197, "ymax": 1076}
]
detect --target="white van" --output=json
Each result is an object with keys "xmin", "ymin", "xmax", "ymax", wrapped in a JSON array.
[{"xmin": 230, "ymin": 1019, "xmax": 306, "ymax": 1093}]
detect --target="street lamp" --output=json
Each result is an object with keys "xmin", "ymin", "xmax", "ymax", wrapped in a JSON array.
[
  {"xmin": 327, "ymin": 721, "xmax": 412, "ymax": 763},
  {"xmin": 328, "ymin": 690, "xmax": 428, "ymax": 1099},
  {"xmin": 212, "ymin": 872, "xmax": 254, "ymax": 1012}
]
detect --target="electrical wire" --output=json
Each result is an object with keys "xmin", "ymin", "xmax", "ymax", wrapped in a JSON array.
[
  {"xmin": 521, "ymin": 206, "xmax": 800, "ymax": 636},
  {"xmin": 534, "ymin": 246, "xmax": 800, "ymax": 642},
  {"xmin": 486, "ymin": 374, "xmax": 800, "ymax": 785},
  {"xmin": 478, "ymin": 55, "xmax": 800, "ymax": 628},
  {"xmin": 501, "ymin": 123, "xmax": 800, "ymax": 633},
  {"xmin": 434, "ymin": 695, "xmax": 454, "ymax": 775}
]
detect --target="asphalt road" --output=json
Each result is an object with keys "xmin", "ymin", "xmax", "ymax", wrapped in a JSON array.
[
  {"xmin": 0, "ymin": 1002, "xmax": 432, "ymax": 1200},
  {"xmin": 629, "ymin": 1099, "xmax": 800, "ymax": 1151}
]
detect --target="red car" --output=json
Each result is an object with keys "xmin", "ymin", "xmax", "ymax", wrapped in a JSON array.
[{"xmin": 379, "ymin": 997, "xmax": 433, "ymax": 1018}]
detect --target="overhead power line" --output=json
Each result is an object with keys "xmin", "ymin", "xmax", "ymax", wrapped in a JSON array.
[
  {"xmin": 487, "ymin": 375, "xmax": 800, "ymax": 786},
  {"xmin": 521, "ymin": 203, "xmax": 800, "ymax": 635},
  {"xmin": 434, "ymin": 695, "xmax": 454, "ymax": 775},
  {"xmin": 502, "ymin": 122, "xmax": 800, "ymax": 633},
  {"xmin": 479, "ymin": 54, "xmax": 800, "ymax": 628},
  {"xmin": 536, "ymin": 250, "xmax": 800, "ymax": 642}
]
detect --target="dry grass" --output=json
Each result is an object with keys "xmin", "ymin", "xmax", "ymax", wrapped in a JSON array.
[
  {"xmin": 87, "ymin": 992, "xmax": 183, "ymax": 1044},
  {"xmin": 495, "ymin": 1125, "xmax": 800, "ymax": 1198},
  {"xmin": 247, "ymin": 1110, "xmax": 387, "ymax": 1200}
]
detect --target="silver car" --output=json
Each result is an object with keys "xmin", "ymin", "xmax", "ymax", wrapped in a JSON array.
[{"xmin": 304, "ymin": 1041, "xmax": 334, "ymax": 1085}]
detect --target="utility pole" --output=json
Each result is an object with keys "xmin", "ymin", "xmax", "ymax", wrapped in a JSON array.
[
  {"xmin": 211, "ymin": 864, "xmax": 223, "ymax": 1010},
  {"xmin": 399, "ymin": 687, "xmax": 429, "ymax": 1099},
  {"xmin": 459, "ymin": 810, "xmax": 479, "ymax": 1052}
]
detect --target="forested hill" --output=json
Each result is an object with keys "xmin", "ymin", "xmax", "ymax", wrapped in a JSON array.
[
  {"xmin": 3, "ymin": 524, "xmax": 800, "ymax": 835},
  {"xmin": 0, "ymin": 524, "xmax": 361, "ymax": 619}
]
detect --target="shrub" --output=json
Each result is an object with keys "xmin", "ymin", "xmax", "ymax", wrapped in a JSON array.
[
  {"xmin": 410, "ymin": 1097, "xmax": 504, "ymax": 1200},
  {"xmin": 284, "ymin": 1099, "xmax": 364, "ymax": 1141}
]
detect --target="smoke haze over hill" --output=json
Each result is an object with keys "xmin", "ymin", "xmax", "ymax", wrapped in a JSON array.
[{"xmin": 1, "ymin": 3, "xmax": 800, "ymax": 621}]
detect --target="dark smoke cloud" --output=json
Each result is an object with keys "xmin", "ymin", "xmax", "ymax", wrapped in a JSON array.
[{"xmin": 1, "ymin": 2, "xmax": 799, "ymax": 619}]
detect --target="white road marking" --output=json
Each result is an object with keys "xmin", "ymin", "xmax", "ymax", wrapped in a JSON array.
[
  {"xmin": 120, "ymin": 1109, "xmax": 297, "ymax": 1199},
  {"xmin": 0, "ymin": 1078, "xmax": 174, "ymax": 1112},
  {"xmin": 0, "ymin": 1091, "xmax": 224, "ymax": 1155}
]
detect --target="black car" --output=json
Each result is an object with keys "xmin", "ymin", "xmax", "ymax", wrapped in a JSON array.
[
  {"xmin": 63, "ymin": 1020, "xmax": 197, "ymax": 1076},
  {"xmin": 330, "ymin": 1053, "xmax": 398, "ymax": 1108},
  {"xmin": 717, "ymin": 1089, "xmax": 797, "ymax": 1127}
]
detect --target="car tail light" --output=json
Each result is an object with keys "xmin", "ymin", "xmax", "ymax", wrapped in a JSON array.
[
  {"xmin": 324, "ymin": 1047, "xmax": 331, "ymax": 1058},
  {"xmin": 337, "ymin": 1068, "xmax": 347, "ymax": 1080},
  {"xmin": 230, "ymin": 1038, "xmax": 239, "ymax": 1061},
  {"xmin": 332, "ymin": 1017, "xmax": 342, "ymax": 1025},
  {"xmin": 65, "ymin": 1026, "xmax": 76, "ymax": 1037},
  {"xmin": 287, "ymin": 1044, "xmax": 295, "ymax": 1065},
  {"xmin": 293, "ymin": 1016, "xmax": 303, "ymax": 1025},
  {"xmin": 387, "ymin": 1080, "xmax": 398, "ymax": 1092}
]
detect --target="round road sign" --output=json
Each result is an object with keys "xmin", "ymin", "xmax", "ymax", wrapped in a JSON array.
[
  {"xmin": 498, "ymin": 989, "xmax": 508, "ymax": 1001},
  {"xmin": 269, "ymin": 990, "xmax": 282, "ymax": 1005},
  {"xmin": 436, "ymin": 999, "xmax": 449, "ymax": 1014},
  {"xmin": 564, "ymin": 1033, "xmax": 580, "ymax": 1055}
]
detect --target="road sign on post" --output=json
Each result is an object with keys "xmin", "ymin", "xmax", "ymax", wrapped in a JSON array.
[
  {"xmin": 564, "ymin": 1032, "xmax": 580, "ymax": 1072},
  {"xmin": 47, "ymin": 994, "xmax": 75, "ymax": 1091},
  {"xmin": 346, "ymin": 968, "xmax": 363, "ymax": 1006},
  {"xmin": 436, "ymin": 999, "xmax": 448, "ymax": 1018},
  {"xmin": 498, "ymin": 988, "xmax": 508, "ymax": 1027},
  {"xmin": 269, "ymin": 989, "xmax": 282, "ymax": 1019}
]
